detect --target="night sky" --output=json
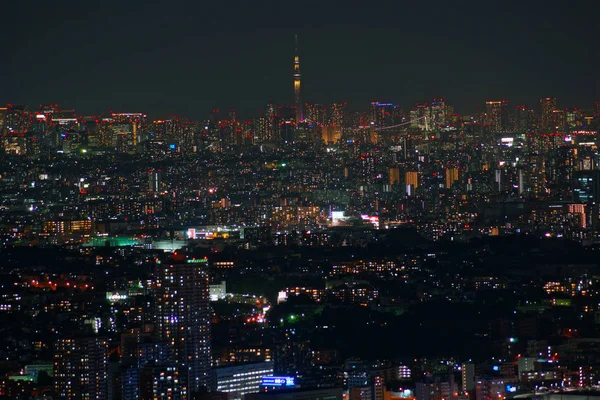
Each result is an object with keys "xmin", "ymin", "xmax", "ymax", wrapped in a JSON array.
[{"xmin": 1, "ymin": 0, "xmax": 599, "ymax": 119}]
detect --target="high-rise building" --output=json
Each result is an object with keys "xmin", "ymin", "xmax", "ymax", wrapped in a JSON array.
[
  {"xmin": 410, "ymin": 103, "xmax": 431, "ymax": 131},
  {"xmin": 430, "ymin": 98, "xmax": 447, "ymax": 127},
  {"xmin": 328, "ymin": 102, "xmax": 346, "ymax": 127},
  {"xmin": 551, "ymin": 109, "xmax": 566, "ymax": 132},
  {"xmin": 540, "ymin": 97, "xmax": 557, "ymax": 130},
  {"xmin": 148, "ymin": 169, "xmax": 163, "ymax": 193},
  {"xmin": 370, "ymin": 102, "xmax": 397, "ymax": 128},
  {"xmin": 306, "ymin": 104, "xmax": 326, "ymax": 126},
  {"xmin": 293, "ymin": 35, "xmax": 303, "ymax": 123},
  {"xmin": 111, "ymin": 112, "xmax": 147, "ymax": 151},
  {"xmin": 322, "ymin": 126, "xmax": 341, "ymax": 144},
  {"xmin": 461, "ymin": 363, "xmax": 475, "ymax": 393},
  {"xmin": 54, "ymin": 337, "xmax": 109, "ymax": 400},
  {"xmin": 484, "ymin": 101, "xmax": 508, "ymax": 132},
  {"xmin": 573, "ymin": 170, "xmax": 600, "ymax": 204},
  {"xmin": 389, "ymin": 168, "xmax": 401, "ymax": 185},
  {"xmin": 140, "ymin": 365, "xmax": 189, "ymax": 400},
  {"xmin": 513, "ymin": 105, "xmax": 533, "ymax": 131},
  {"xmin": 155, "ymin": 257, "xmax": 212, "ymax": 392},
  {"xmin": 445, "ymin": 168, "xmax": 459, "ymax": 189},
  {"xmin": 406, "ymin": 172, "xmax": 420, "ymax": 188},
  {"xmin": 0, "ymin": 106, "xmax": 8, "ymax": 135}
]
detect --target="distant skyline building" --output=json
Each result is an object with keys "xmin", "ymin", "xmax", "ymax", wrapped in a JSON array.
[
  {"xmin": 514, "ymin": 105, "xmax": 533, "ymax": 131},
  {"xmin": 293, "ymin": 34, "xmax": 304, "ymax": 123},
  {"xmin": 148, "ymin": 169, "xmax": 162, "ymax": 193},
  {"xmin": 484, "ymin": 100, "xmax": 508, "ymax": 132},
  {"xmin": 540, "ymin": 97, "xmax": 557, "ymax": 130}
]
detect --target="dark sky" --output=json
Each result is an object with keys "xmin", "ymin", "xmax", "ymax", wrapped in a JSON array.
[{"xmin": 1, "ymin": 0, "xmax": 599, "ymax": 120}]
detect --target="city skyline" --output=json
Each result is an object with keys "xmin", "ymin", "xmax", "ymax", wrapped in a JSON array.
[
  {"xmin": 2, "ymin": 0, "xmax": 599, "ymax": 120},
  {"xmin": 4, "ymin": 1, "xmax": 600, "ymax": 399}
]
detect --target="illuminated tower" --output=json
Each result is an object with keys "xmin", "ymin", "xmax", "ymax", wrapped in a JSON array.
[{"xmin": 293, "ymin": 34, "xmax": 304, "ymax": 123}]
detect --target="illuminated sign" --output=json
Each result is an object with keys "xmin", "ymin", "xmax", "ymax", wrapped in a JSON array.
[
  {"xmin": 277, "ymin": 291, "xmax": 288, "ymax": 304},
  {"xmin": 261, "ymin": 376, "xmax": 295, "ymax": 387},
  {"xmin": 106, "ymin": 292, "xmax": 128, "ymax": 302},
  {"xmin": 52, "ymin": 118, "xmax": 77, "ymax": 125},
  {"xmin": 506, "ymin": 385, "xmax": 517, "ymax": 393},
  {"xmin": 361, "ymin": 215, "xmax": 380, "ymax": 229},
  {"xmin": 186, "ymin": 258, "xmax": 207, "ymax": 264}
]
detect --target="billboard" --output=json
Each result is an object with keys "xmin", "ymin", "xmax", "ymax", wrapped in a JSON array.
[{"xmin": 261, "ymin": 376, "xmax": 295, "ymax": 387}]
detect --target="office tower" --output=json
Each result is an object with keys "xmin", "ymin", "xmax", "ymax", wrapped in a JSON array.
[
  {"xmin": 461, "ymin": 363, "xmax": 475, "ymax": 393},
  {"xmin": 573, "ymin": 170, "xmax": 600, "ymax": 204},
  {"xmin": 410, "ymin": 103, "xmax": 431, "ymax": 131},
  {"xmin": 264, "ymin": 103, "xmax": 278, "ymax": 142},
  {"xmin": 155, "ymin": 258, "xmax": 212, "ymax": 392},
  {"xmin": 445, "ymin": 104, "xmax": 456, "ymax": 125},
  {"xmin": 111, "ymin": 112, "xmax": 147, "ymax": 151},
  {"xmin": 306, "ymin": 103, "xmax": 326, "ymax": 126},
  {"xmin": 551, "ymin": 109, "xmax": 566, "ymax": 132},
  {"xmin": 321, "ymin": 125, "xmax": 341, "ymax": 144},
  {"xmin": 405, "ymin": 171, "xmax": 420, "ymax": 196},
  {"xmin": 214, "ymin": 362, "xmax": 274, "ymax": 400},
  {"xmin": 406, "ymin": 172, "xmax": 420, "ymax": 188},
  {"xmin": 430, "ymin": 98, "xmax": 447, "ymax": 127},
  {"xmin": 293, "ymin": 34, "xmax": 304, "ymax": 123},
  {"xmin": 370, "ymin": 102, "xmax": 397, "ymax": 128},
  {"xmin": 148, "ymin": 169, "xmax": 163, "ymax": 193},
  {"xmin": 328, "ymin": 102, "xmax": 346, "ymax": 127},
  {"xmin": 228, "ymin": 108, "xmax": 237, "ymax": 122},
  {"xmin": 389, "ymin": 167, "xmax": 401, "ymax": 185},
  {"xmin": 265, "ymin": 103, "xmax": 277, "ymax": 121},
  {"xmin": 514, "ymin": 105, "xmax": 533, "ymax": 131},
  {"xmin": 0, "ymin": 106, "xmax": 7, "ymax": 135},
  {"xmin": 445, "ymin": 168, "xmax": 459, "ymax": 189},
  {"xmin": 484, "ymin": 100, "xmax": 508, "ymax": 132},
  {"xmin": 5, "ymin": 104, "xmax": 31, "ymax": 133},
  {"xmin": 566, "ymin": 108, "xmax": 584, "ymax": 129},
  {"xmin": 540, "ymin": 97, "xmax": 557, "ymax": 130},
  {"xmin": 54, "ymin": 337, "xmax": 109, "ymax": 400},
  {"xmin": 254, "ymin": 117, "xmax": 269, "ymax": 143}
]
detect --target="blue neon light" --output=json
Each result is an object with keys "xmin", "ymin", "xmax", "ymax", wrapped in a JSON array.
[{"xmin": 261, "ymin": 376, "xmax": 295, "ymax": 387}]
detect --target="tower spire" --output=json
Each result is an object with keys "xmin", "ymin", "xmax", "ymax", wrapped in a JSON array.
[{"xmin": 293, "ymin": 34, "xmax": 303, "ymax": 123}]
